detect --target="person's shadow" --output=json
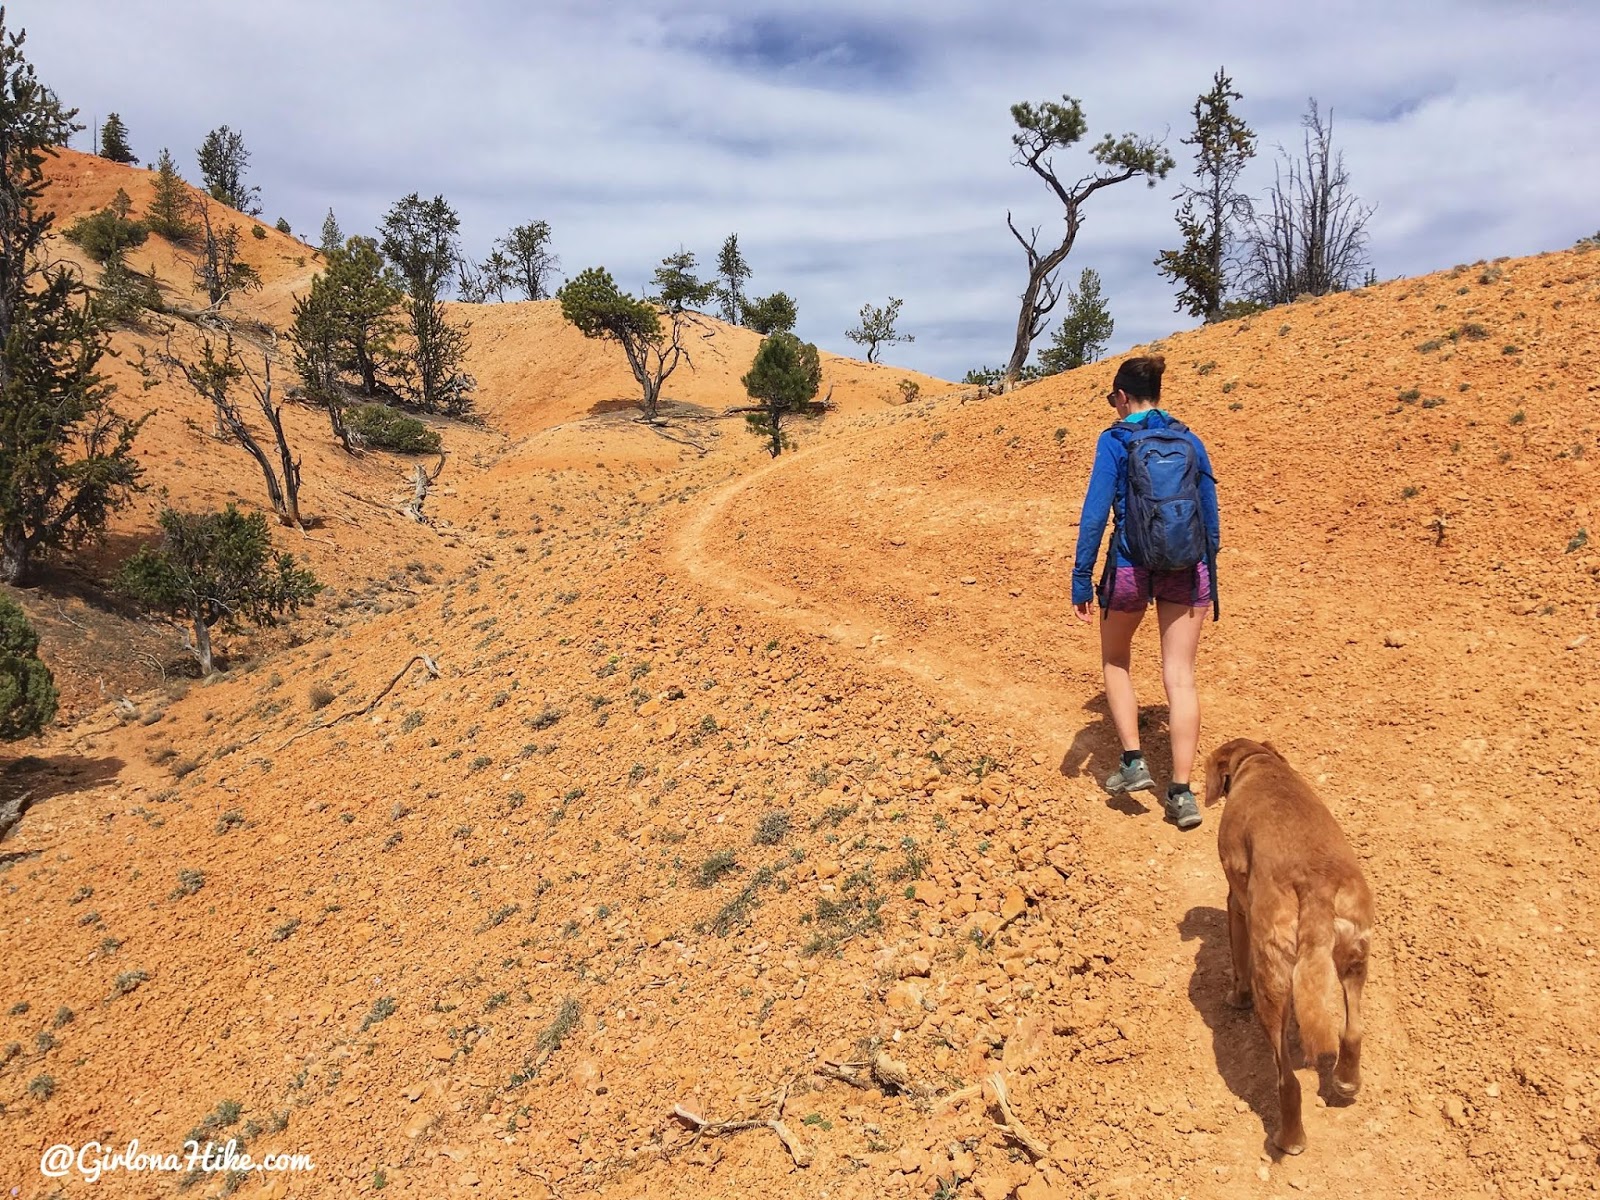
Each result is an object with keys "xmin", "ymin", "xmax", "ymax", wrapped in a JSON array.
[{"xmin": 1059, "ymin": 695, "xmax": 1172, "ymax": 817}]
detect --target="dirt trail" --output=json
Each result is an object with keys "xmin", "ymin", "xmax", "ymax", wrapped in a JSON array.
[{"xmin": 668, "ymin": 409, "xmax": 1487, "ymax": 1198}]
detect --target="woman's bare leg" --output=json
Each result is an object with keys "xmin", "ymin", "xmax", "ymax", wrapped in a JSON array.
[
  {"xmin": 1099, "ymin": 607, "xmax": 1145, "ymax": 753},
  {"xmin": 1156, "ymin": 600, "xmax": 1207, "ymax": 783}
]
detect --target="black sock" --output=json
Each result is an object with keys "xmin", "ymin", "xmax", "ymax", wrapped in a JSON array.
[
  {"xmin": 1122, "ymin": 750, "xmax": 1143, "ymax": 767},
  {"xmin": 1168, "ymin": 782, "xmax": 1190, "ymax": 799}
]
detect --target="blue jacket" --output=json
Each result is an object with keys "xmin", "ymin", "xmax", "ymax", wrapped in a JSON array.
[{"xmin": 1071, "ymin": 410, "xmax": 1220, "ymax": 605}]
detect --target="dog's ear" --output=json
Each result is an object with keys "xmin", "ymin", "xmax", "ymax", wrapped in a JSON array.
[
  {"xmin": 1203, "ymin": 744, "xmax": 1232, "ymax": 807},
  {"xmin": 1261, "ymin": 739, "xmax": 1285, "ymax": 762}
]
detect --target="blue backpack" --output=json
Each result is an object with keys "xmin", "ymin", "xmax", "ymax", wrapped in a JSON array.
[{"xmin": 1119, "ymin": 419, "xmax": 1219, "ymax": 616}]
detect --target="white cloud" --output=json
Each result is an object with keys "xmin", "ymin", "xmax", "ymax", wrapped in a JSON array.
[{"xmin": 19, "ymin": 0, "xmax": 1600, "ymax": 379}]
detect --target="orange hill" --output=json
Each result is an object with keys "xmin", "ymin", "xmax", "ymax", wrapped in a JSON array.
[{"xmin": 0, "ymin": 153, "xmax": 1596, "ymax": 1200}]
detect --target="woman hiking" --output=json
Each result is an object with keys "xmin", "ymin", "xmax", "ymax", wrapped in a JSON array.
[{"xmin": 1071, "ymin": 353, "xmax": 1220, "ymax": 831}]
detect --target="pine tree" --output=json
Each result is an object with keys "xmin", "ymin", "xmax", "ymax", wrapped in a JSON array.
[
  {"xmin": 98, "ymin": 111, "xmax": 136, "ymax": 163},
  {"xmin": 380, "ymin": 194, "xmax": 473, "ymax": 414},
  {"xmin": 196, "ymin": 125, "xmax": 260, "ymax": 215},
  {"xmin": 738, "ymin": 331, "xmax": 821, "ymax": 457},
  {"xmin": 558, "ymin": 267, "xmax": 691, "ymax": 421},
  {"xmin": 1003, "ymin": 96, "xmax": 1172, "ymax": 380},
  {"xmin": 1037, "ymin": 268, "xmax": 1113, "ymax": 374},
  {"xmin": 319, "ymin": 209, "xmax": 342, "ymax": 256},
  {"xmin": 117, "ymin": 505, "xmax": 320, "ymax": 677},
  {"xmin": 495, "ymin": 221, "xmax": 558, "ymax": 300},
  {"xmin": 650, "ymin": 248, "xmax": 716, "ymax": 314},
  {"xmin": 291, "ymin": 234, "xmax": 403, "ymax": 403},
  {"xmin": 146, "ymin": 148, "xmax": 196, "ymax": 242},
  {"xmin": 716, "ymin": 234, "xmax": 752, "ymax": 325},
  {"xmin": 1155, "ymin": 69, "xmax": 1256, "ymax": 322},
  {"xmin": 743, "ymin": 291, "xmax": 797, "ymax": 335},
  {"xmin": 0, "ymin": 11, "xmax": 145, "ymax": 584}
]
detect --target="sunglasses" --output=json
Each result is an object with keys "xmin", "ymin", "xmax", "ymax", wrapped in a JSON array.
[{"xmin": 1106, "ymin": 388, "xmax": 1121, "ymax": 407}]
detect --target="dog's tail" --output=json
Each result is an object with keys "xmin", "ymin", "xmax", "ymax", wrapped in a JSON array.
[{"xmin": 1291, "ymin": 891, "xmax": 1344, "ymax": 1064}]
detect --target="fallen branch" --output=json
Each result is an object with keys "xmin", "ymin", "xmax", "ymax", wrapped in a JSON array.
[
  {"xmin": 985, "ymin": 1072, "xmax": 1048, "ymax": 1160},
  {"xmin": 669, "ymin": 1077, "xmax": 813, "ymax": 1168},
  {"xmin": 0, "ymin": 846, "xmax": 46, "ymax": 865},
  {"xmin": 279, "ymin": 654, "xmax": 440, "ymax": 749},
  {"xmin": 0, "ymin": 790, "xmax": 37, "ymax": 844}
]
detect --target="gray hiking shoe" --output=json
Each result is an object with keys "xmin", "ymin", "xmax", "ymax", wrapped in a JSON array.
[
  {"xmin": 1104, "ymin": 755, "xmax": 1155, "ymax": 793},
  {"xmin": 1163, "ymin": 787, "xmax": 1202, "ymax": 831}
]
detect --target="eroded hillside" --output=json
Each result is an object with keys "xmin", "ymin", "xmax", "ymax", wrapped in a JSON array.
[{"xmin": 1, "ymin": 159, "xmax": 1597, "ymax": 1200}]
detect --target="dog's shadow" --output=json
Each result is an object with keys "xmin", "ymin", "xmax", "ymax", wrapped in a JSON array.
[
  {"xmin": 1179, "ymin": 904, "xmax": 1360, "ymax": 1159},
  {"xmin": 1179, "ymin": 904, "xmax": 1297, "ymax": 1158},
  {"xmin": 1059, "ymin": 696, "xmax": 1172, "ymax": 818}
]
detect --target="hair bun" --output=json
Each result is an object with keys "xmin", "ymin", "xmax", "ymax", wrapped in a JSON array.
[{"xmin": 1148, "ymin": 354, "xmax": 1166, "ymax": 373}]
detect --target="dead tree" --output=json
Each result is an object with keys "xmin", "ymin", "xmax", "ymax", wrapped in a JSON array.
[
  {"xmin": 166, "ymin": 334, "xmax": 304, "ymax": 528},
  {"xmin": 1003, "ymin": 97, "xmax": 1173, "ymax": 382},
  {"xmin": 1238, "ymin": 100, "xmax": 1373, "ymax": 305},
  {"xmin": 401, "ymin": 454, "xmax": 446, "ymax": 522}
]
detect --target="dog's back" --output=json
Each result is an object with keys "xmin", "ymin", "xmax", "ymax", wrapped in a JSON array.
[{"xmin": 1207, "ymin": 738, "xmax": 1374, "ymax": 1151}]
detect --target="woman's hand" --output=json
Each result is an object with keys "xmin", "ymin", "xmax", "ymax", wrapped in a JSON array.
[{"xmin": 1073, "ymin": 600, "xmax": 1095, "ymax": 624}]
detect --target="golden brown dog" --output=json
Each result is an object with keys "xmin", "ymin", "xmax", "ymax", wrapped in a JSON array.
[{"xmin": 1205, "ymin": 738, "xmax": 1374, "ymax": 1155}]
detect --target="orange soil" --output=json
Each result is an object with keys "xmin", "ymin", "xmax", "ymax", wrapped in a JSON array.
[{"xmin": 0, "ymin": 150, "xmax": 1596, "ymax": 1199}]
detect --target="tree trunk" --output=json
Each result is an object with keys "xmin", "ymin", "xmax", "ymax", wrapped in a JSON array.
[
  {"xmin": 193, "ymin": 616, "xmax": 215, "ymax": 677},
  {"xmin": 0, "ymin": 523, "xmax": 30, "ymax": 586}
]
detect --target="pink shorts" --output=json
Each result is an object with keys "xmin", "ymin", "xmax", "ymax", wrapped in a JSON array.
[{"xmin": 1101, "ymin": 563, "xmax": 1212, "ymax": 612}]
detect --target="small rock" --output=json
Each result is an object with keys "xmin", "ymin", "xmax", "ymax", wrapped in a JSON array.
[
  {"xmin": 430, "ymin": 1041, "xmax": 455, "ymax": 1062},
  {"xmin": 1568, "ymin": 635, "xmax": 1589, "ymax": 650},
  {"xmin": 960, "ymin": 576, "xmax": 978, "ymax": 586},
  {"xmin": 1443, "ymin": 1095, "xmax": 1468, "ymax": 1125},
  {"xmin": 999, "ymin": 887, "xmax": 1027, "ymax": 923},
  {"xmin": 900, "ymin": 953, "xmax": 932, "ymax": 978},
  {"xmin": 1382, "ymin": 630, "xmax": 1407, "ymax": 648}
]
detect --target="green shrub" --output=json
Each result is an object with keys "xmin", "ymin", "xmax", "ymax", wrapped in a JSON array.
[
  {"xmin": 345, "ymin": 404, "xmax": 442, "ymax": 454},
  {"xmin": 0, "ymin": 595, "xmax": 58, "ymax": 740},
  {"xmin": 62, "ymin": 189, "xmax": 148, "ymax": 264}
]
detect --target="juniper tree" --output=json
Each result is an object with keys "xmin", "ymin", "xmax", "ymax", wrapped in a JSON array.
[
  {"xmin": 1156, "ymin": 69, "xmax": 1256, "ymax": 322},
  {"xmin": 715, "ymin": 234, "xmax": 752, "ymax": 325},
  {"xmin": 196, "ymin": 125, "xmax": 260, "ymax": 215},
  {"xmin": 1037, "ymin": 268, "xmax": 1113, "ymax": 374},
  {"xmin": 1003, "ymin": 96, "xmax": 1172, "ymax": 381},
  {"xmin": 97, "ymin": 111, "xmax": 136, "ymax": 164},
  {"xmin": 117, "ymin": 504, "xmax": 320, "ymax": 677},
  {"xmin": 495, "ymin": 220, "xmax": 558, "ymax": 300},
  {"xmin": 0, "ymin": 10, "xmax": 144, "ymax": 584},
  {"xmin": 845, "ymin": 297, "xmax": 913, "ymax": 364},
  {"xmin": 146, "ymin": 148, "xmax": 196, "ymax": 242},
  {"xmin": 380, "ymin": 193, "xmax": 474, "ymax": 414},
  {"xmin": 558, "ymin": 266, "xmax": 694, "ymax": 421}
]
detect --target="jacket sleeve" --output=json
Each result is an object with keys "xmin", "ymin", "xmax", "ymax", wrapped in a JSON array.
[
  {"xmin": 1195, "ymin": 436, "xmax": 1221, "ymax": 554},
  {"xmin": 1072, "ymin": 432, "xmax": 1120, "ymax": 605}
]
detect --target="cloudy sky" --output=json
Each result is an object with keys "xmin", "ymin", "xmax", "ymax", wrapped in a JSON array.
[{"xmin": 18, "ymin": 0, "xmax": 1600, "ymax": 380}]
